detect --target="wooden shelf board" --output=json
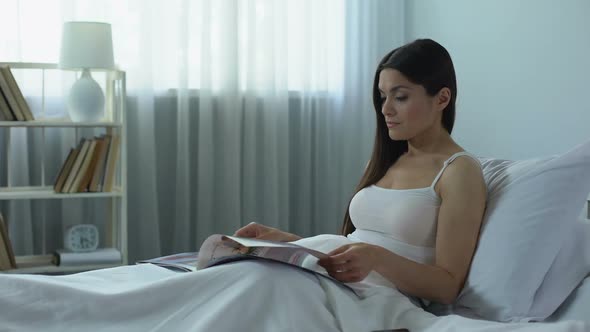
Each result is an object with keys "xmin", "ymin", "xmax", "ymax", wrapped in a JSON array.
[
  {"xmin": 2, "ymin": 253, "xmax": 123, "ymax": 274},
  {"xmin": 0, "ymin": 120, "xmax": 122, "ymax": 128},
  {"xmin": 0, "ymin": 186, "xmax": 122, "ymax": 200}
]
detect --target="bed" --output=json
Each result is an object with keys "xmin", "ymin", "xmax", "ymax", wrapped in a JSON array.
[
  {"xmin": 1, "ymin": 141, "xmax": 589, "ymax": 331},
  {"xmin": 0, "ymin": 254, "xmax": 588, "ymax": 332}
]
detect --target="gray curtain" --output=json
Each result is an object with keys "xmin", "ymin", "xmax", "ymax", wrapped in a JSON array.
[{"xmin": 0, "ymin": 0, "xmax": 405, "ymax": 264}]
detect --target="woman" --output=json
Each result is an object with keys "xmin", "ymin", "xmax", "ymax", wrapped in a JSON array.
[
  {"xmin": 235, "ymin": 38, "xmax": 487, "ymax": 306},
  {"xmin": 1, "ymin": 39, "xmax": 585, "ymax": 332}
]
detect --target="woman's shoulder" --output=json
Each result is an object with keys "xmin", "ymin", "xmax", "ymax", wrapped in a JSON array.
[
  {"xmin": 443, "ymin": 150, "xmax": 481, "ymax": 168},
  {"xmin": 437, "ymin": 151, "xmax": 486, "ymax": 196}
]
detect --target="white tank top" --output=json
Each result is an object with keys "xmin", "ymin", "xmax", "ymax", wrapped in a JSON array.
[{"xmin": 348, "ymin": 152, "xmax": 479, "ymax": 265}]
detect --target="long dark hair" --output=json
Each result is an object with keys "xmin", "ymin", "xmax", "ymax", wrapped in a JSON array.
[{"xmin": 341, "ymin": 38, "xmax": 458, "ymax": 235}]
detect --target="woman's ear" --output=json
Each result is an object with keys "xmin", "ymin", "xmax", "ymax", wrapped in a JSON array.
[{"xmin": 434, "ymin": 87, "xmax": 451, "ymax": 112}]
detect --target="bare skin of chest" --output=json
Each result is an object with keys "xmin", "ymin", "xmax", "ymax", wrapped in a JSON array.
[{"xmin": 375, "ymin": 155, "xmax": 446, "ymax": 190}]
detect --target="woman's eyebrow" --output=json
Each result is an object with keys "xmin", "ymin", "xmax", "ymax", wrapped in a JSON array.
[{"xmin": 378, "ymin": 85, "xmax": 410, "ymax": 93}]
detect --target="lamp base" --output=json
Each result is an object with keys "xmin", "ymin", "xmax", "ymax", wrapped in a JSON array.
[{"xmin": 67, "ymin": 68, "xmax": 105, "ymax": 122}]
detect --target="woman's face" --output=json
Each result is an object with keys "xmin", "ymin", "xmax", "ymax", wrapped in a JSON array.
[{"xmin": 378, "ymin": 68, "xmax": 443, "ymax": 141}]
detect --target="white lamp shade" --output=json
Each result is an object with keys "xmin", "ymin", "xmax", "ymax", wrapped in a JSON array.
[{"xmin": 59, "ymin": 21, "xmax": 115, "ymax": 70}]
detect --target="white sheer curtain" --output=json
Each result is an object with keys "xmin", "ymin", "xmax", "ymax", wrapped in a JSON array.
[{"xmin": 0, "ymin": 0, "xmax": 404, "ymax": 262}]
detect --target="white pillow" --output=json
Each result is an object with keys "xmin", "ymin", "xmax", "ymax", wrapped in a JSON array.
[
  {"xmin": 455, "ymin": 139, "xmax": 590, "ymax": 322},
  {"xmin": 547, "ymin": 275, "xmax": 590, "ymax": 323},
  {"xmin": 529, "ymin": 218, "xmax": 590, "ymax": 318}
]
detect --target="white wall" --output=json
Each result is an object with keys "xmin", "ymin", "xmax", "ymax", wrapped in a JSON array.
[{"xmin": 405, "ymin": 0, "xmax": 590, "ymax": 159}]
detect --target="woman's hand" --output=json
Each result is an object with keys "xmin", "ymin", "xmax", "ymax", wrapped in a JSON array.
[
  {"xmin": 233, "ymin": 222, "xmax": 300, "ymax": 242},
  {"xmin": 318, "ymin": 243, "xmax": 384, "ymax": 283}
]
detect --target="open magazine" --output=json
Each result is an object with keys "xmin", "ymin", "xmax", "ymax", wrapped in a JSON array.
[
  {"xmin": 138, "ymin": 234, "xmax": 356, "ymax": 294},
  {"xmin": 197, "ymin": 234, "xmax": 327, "ymax": 269},
  {"xmin": 199, "ymin": 235, "xmax": 358, "ymax": 293}
]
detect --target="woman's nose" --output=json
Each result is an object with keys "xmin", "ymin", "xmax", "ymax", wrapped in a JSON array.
[{"xmin": 381, "ymin": 97, "xmax": 395, "ymax": 116}]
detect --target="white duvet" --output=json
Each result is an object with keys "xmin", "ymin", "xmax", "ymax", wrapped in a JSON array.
[{"xmin": 0, "ymin": 235, "xmax": 588, "ymax": 332}]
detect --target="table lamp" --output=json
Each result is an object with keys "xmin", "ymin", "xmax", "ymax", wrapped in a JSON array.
[{"xmin": 59, "ymin": 21, "xmax": 114, "ymax": 122}]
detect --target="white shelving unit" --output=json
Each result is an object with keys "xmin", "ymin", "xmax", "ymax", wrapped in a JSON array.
[{"xmin": 0, "ymin": 62, "xmax": 127, "ymax": 274}]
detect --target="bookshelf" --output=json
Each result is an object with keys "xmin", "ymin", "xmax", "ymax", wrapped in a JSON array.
[{"xmin": 0, "ymin": 62, "xmax": 127, "ymax": 274}]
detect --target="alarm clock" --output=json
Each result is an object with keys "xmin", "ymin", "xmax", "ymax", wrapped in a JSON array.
[{"xmin": 64, "ymin": 224, "xmax": 99, "ymax": 252}]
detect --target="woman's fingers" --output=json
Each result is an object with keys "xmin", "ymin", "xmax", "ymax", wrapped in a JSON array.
[
  {"xmin": 319, "ymin": 258, "xmax": 353, "ymax": 273},
  {"xmin": 318, "ymin": 246, "xmax": 351, "ymax": 268},
  {"xmin": 329, "ymin": 268, "xmax": 362, "ymax": 283},
  {"xmin": 233, "ymin": 227, "xmax": 251, "ymax": 237},
  {"xmin": 326, "ymin": 245, "xmax": 350, "ymax": 256},
  {"xmin": 233, "ymin": 223, "xmax": 292, "ymax": 242},
  {"xmin": 318, "ymin": 243, "xmax": 377, "ymax": 283},
  {"xmin": 256, "ymin": 232, "xmax": 282, "ymax": 241},
  {"xmin": 233, "ymin": 222, "xmax": 259, "ymax": 237}
]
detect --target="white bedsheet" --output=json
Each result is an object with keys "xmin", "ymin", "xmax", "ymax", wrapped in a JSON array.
[{"xmin": 1, "ymin": 235, "xmax": 588, "ymax": 332}]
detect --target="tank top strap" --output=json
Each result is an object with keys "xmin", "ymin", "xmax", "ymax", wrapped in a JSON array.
[{"xmin": 430, "ymin": 152, "xmax": 478, "ymax": 188}]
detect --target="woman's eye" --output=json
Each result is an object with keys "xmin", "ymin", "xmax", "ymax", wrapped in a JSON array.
[{"xmin": 395, "ymin": 96, "xmax": 408, "ymax": 102}]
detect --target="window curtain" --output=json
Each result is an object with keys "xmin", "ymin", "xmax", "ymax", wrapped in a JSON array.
[{"xmin": 0, "ymin": 0, "xmax": 405, "ymax": 262}]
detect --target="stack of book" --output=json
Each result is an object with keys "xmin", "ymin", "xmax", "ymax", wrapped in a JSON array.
[
  {"xmin": 0, "ymin": 66, "xmax": 34, "ymax": 121},
  {"xmin": 53, "ymin": 135, "xmax": 121, "ymax": 193}
]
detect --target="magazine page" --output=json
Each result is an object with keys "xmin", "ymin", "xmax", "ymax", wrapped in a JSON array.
[
  {"xmin": 197, "ymin": 234, "xmax": 328, "ymax": 269},
  {"xmin": 137, "ymin": 252, "xmax": 199, "ymax": 272},
  {"xmin": 223, "ymin": 235, "xmax": 329, "ymax": 258},
  {"xmin": 197, "ymin": 234, "xmax": 357, "ymax": 294}
]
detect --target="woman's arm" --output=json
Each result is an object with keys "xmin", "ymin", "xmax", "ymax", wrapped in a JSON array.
[{"xmin": 321, "ymin": 157, "xmax": 487, "ymax": 304}]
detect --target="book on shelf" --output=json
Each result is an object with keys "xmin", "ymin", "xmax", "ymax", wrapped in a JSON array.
[
  {"xmin": 53, "ymin": 135, "xmax": 119, "ymax": 193},
  {"xmin": 89, "ymin": 135, "xmax": 110, "ymax": 192},
  {"xmin": 138, "ymin": 234, "xmax": 359, "ymax": 296},
  {"xmin": 68, "ymin": 139, "xmax": 97, "ymax": 193},
  {"xmin": 0, "ymin": 87, "xmax": 15, "ymax": 121},
  {"xmin": 0, "ymin": 213, "xmax": 17, "ymax": 271},
  {"xmin": 79, "ymin": 136, "xmax": 104, "ymax": 192},
  {"xmin": 102, "ymin": 135, "xmax": 120, "ymax": 192},
  {"xmin": 0, "ymin": 67, "xmax": 24, "ymax": 121},
  {"xmin": 54, "ymin": 147, "xmax": 79, "ymax": 192},
  {"xmin": 14, "ymin": 254, "xmax": 55, "ymax": 268},
  {"xmin": 53, "ymin": 248, "xmax": 122, "ymax": 266},
  {"xmin": 8, "ymin": 249, "xmax": 121, "ymax": 270},
  {"xmin": 0, "ymin": 66, "xmax": 34, "ymax": 121},
  {"xmin": 137, "ymin": 252, "xmax": 200, "ymax": 272},
  {"xmin": 61, "ymin": 139, "xmax": 89, "ymax": 193}
]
